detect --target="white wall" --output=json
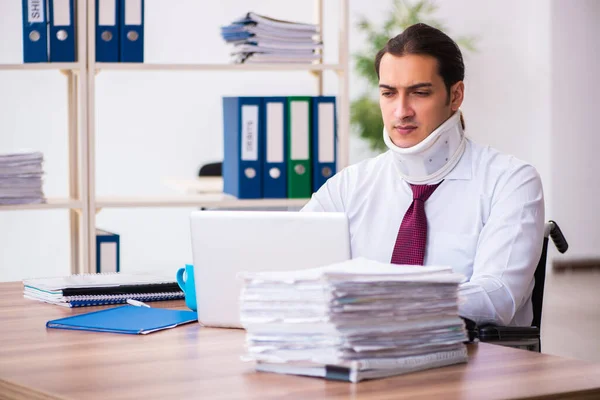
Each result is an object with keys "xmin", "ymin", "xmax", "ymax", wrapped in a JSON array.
[
  {"xmin": 434, "ymin": 0, "xmax": 553, "ymax": 218},
  {"xmin": 550, "ymin": 0, "xmax": 600, "ymax": 259},
  {"xmin": 0, "ymin": 0, "xmax": 590, "ymax": 282}
]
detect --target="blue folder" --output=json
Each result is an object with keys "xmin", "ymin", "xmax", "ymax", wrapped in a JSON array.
[
  {"xmin": 119, "ymin": 0, "xmax": 144, "ymax": 62},
  {"xmin": 46, "ymin": 305, "xmax": 197, "ymax": 334},
  {"xmin": 262, "ymin": 97, "xmax": 288, "ymax": 198},
  {"xmin": 22, "ymin": 0, "xmax": 48, "ymax": 63},
  {"xmin": 96, "ymin": 0, "xmax": 120, "ymax": 62},
  {"xmin": 223, "ymin": 96, "xmax": 263, "ymax": 199},
  {"xmin": 48, "ymin": 0, "xmax": 76, "ymax": 62},
  {"xmin": 311, "ymin": 96, "xmax": 337, "ymax": 192}
]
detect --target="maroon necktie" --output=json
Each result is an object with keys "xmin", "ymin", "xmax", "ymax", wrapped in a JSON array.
[{"xmin": 391, "ymin": 181, "xmax": 443, "ymax": 265}]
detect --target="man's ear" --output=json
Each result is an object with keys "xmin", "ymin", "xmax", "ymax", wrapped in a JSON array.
[{"xmin": 450, "ymin": 81, "xmax": 464, "ymax": 112}]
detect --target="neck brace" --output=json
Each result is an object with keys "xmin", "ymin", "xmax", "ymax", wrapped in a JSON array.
[{"xmin": 383, "ymin": 110, "xmax": 467, "ymax": 185}]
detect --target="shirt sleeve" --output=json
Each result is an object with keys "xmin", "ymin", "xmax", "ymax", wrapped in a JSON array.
[
  {"xmin": 458, "ymin": 163, "xmax": 545, "ymax": 326},
  {"xmin": 300, "ymin": 169, "xmax": 350, "ymax": 213}
]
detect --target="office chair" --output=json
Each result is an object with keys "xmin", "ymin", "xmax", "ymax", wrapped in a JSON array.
[
  {"xmin": 465, "ymin": 220, "xmax": 569, "ymax": 352},
  {"xmin": 198, "ymin": 161, "xmax": 222, "ymax": 177},
  {"xmin": 196, "ymin": 162, "xmax": 223, "ymax": 211}
]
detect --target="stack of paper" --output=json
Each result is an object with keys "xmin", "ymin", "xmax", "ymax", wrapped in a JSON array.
[
  {"xmin": 238, "ymin": 258, "xmax": 469, "ymax": 382},
  {"xmin": 0, "ymin": 150, "xmax": 45, "ymax": 205},
  {"xmin": 220, "ymin": 12, "xmax": 322, "ymax": 64}
]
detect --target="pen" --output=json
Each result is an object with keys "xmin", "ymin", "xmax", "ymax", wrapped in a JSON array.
[{"xmin": 126, "ymin": 299, "xmax": 151, "ymax": 308}]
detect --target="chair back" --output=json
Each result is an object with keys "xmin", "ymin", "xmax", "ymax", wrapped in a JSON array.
[
  {"xmin": 198, "ymin": 162, "xmax": 222, "ymax": 177},
  {"xmin": 532, "ymin": 220, "xmax": 568, "ymax": 329},
  {"xmin": 531, "ymin": 237, "xmax": 549, "ymax": 328}
]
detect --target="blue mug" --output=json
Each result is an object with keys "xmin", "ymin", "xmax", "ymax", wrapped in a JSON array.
[{"xmin": 176, "ymin": 264, "xmax": 197, "ymax": 311}]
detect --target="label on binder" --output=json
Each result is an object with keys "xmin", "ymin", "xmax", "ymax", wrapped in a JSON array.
[
  {"xmin": 241, "ymin": 105, "xmax": 259, "ymax": 161},
  {"xmin": 99, "ymin": 0, "xmax": 116, "ymax": 25},
  {"xmin": 266, "ymin": 103, "xmax": 284, "ymax": 163},
  {"xmin": 28, "ymin": 0, "xmax": 45, "ymax": 22},
  {"xmin": 291, "ymin": 101, "xmax": 309, "ymax": 160},
  {"xmin": 318, "ymin": 103, "xmax": 335, "ymax": 163},
  {"xmin": 52, "ymin": 0, "xmax": 70, "ymax": 26},
  {"xmin": 124, "ymin": 0, "xmax": 142, "ymax": 25},
  {"xmin": 100, "ymin": 242, "xmax": 118, "ymax": 273}
]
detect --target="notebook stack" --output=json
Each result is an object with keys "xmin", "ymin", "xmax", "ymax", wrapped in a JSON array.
[
  {"xmin": 0, "ymin": 150, "xmax": 45, "ymax": 205},
  {"xmin": 238, "ymin": 258, "xmax": 469, "ymax": 382},
  {"xmin": 220, "ymin": 12, "xmax": 322, "ymax": 64},
  {"xmin": 23, "ymin": 272, "xmax": 184, "ymax": 308}
]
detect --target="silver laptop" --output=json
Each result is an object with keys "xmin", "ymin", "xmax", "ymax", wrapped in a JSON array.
[{"xmin": 189, "ymin": 210, "xmax": 351, "ymax": 328}]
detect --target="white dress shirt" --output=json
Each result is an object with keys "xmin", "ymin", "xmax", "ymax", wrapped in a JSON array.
[{"xmin": 301, "ymin": 139, "xmax": 545, "ymax": 326}]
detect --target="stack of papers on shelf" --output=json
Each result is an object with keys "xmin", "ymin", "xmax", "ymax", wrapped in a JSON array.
[
  {"xmin": 23, "ymin": 272, "xmax": 184, "ymax": 308},
  {"xmin": 0, "ymin": 150, "xmax": 45, "ymax": 205},
  {"xmin": 220, "ymin": 12, "xmax": 322, "ymax": 64},
  {"xmin": 238, "ymin": 258, "xmax": 469, "ymax": 382}
]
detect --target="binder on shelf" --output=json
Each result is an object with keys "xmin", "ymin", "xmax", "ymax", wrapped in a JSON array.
[
  {"xmin": 262, "ymin": 97, "xmax": 288, "ymax": 199},
  {"xmin": 48, "ymin": 0, "xmax": 76, "ymax": 62},
  {"xmin": 312, "ymin": 96, "xmax": 337, "ymax": 192},
  {"xmin": 96, "ymin": 0, "xmax": 120, "ymax": 62},
  {"xmin": 287, "ymin": 96, "xmax": 312, "ymax": 199},
  {"xmin": 21, "ymin": 0, "xmax": 48, "ymax": 63},
  {"xmin": 223, "ymin": 96, "xmax": 263, "ymax": 199},
  {"xmin": 96, "ymin": 229, "xmax": 120, "ymax": 273},
  {"xmin": 119, "ymin": 0, "xmax": 144, "ymax": 62}
]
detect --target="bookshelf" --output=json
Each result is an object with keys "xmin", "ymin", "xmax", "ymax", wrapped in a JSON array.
[
  {"xmin": 95, "ymin": 196, "xmax": 310, "ymax": 209},
  {"xmin": 0, "ymin": 0, "xmax": 90, "ymax": 276},
  {"xmin": 0, "ymin": 63, "xmax": 82, "ymax": 71},
  {"xmin": 0, "ymin": 198, "xmax": 82, "ymax": 211},
  {"xmin": 2, "ymin": 0, "xmax": 350, "ymax": 274},
  {"xmin": 94, "ymin": 63, "xmax": 344, "ymax": 72}
]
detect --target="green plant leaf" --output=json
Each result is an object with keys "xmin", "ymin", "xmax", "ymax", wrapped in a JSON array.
[
  {"xmin": 350, "ymin": 95, "xmax": 387, "ymax": 152},
  {"xmin": 354, "ymin": 56, "xmax": 379, "ymax": 87},
  {"xmin": 456, "ymin": 36, "xmax": 478, "ymax": 53}
]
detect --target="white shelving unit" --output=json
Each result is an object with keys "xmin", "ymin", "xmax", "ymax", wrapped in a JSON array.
[
  {"xmin": 95, "ymin": 196, "xmax": 311, "ymax": 209},
  {"xmin": 0, "ymin": 198, "xmax": 82, "ymax": 211},
  {"xmin": 0, "ymin": 1, "xmax": 90, "ymax": 275},
  {"xmin": 0, "ymin": 63, "xmax": 81, "ymax": 71},
  {"xmin": 94, "ymin": 63, "xmax": 344, "ymax": 72},
  {"xmin": 2, "ymin": 0, "xmax": 350, "ymax": 274}
]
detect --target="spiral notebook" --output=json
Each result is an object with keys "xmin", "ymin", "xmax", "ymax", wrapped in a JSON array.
[{"xmin": 23, "ymin": 272, "xmax": 185, "ymax": 308}]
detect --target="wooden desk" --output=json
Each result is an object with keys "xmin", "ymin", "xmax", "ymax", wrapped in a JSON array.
[{"xmin": 1, "ymin": 282, "xmax": 600, "ymax": 400}]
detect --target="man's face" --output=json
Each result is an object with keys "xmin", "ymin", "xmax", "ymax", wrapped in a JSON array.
[{"xmin": 379, "ymin": 53, "xmax": 463, "ymax": 148}]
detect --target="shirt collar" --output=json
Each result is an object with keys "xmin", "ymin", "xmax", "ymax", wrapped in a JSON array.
[{"xmin": 443, "ymin": 139, "xmax": 472, "ymax": 181}]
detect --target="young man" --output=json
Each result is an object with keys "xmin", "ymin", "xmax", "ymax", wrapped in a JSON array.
[{"xmin": 301, "ymin": 23, "xmax": 545, "ymax": 327}]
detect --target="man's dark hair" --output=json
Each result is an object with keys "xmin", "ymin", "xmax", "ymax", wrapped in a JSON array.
[{"xmin": 374, "ymin": 23, "xmax": 465, "ymax": 104}]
